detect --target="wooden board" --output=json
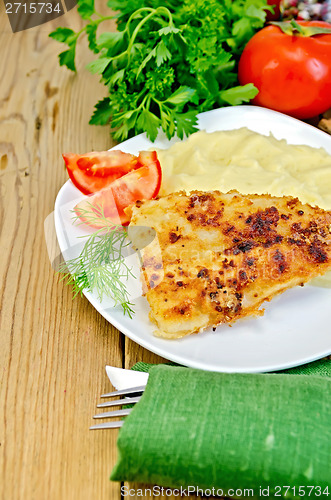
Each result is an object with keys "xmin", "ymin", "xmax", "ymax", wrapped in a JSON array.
[{"xmin": 0, "ymin": 4, "xmax": 330, "ymax": 499}]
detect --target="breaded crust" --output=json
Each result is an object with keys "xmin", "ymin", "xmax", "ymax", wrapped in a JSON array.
[{"xmin": 128, "ymin": 190, "xmax": 331, "ymax": 339}]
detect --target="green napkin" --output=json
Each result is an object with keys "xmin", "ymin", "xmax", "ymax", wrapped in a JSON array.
[
  {"xmin": 131, "ymin": 356, "xmax": 331, "ymax": 377},
  {"xmin": 110, "ymin": 361, "xmax": 331, "ymax": 498}
]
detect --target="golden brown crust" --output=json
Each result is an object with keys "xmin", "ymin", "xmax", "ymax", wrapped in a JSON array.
[{"xmin": 128, "ymin": 190, "xmax": 331, "ymax": 338}]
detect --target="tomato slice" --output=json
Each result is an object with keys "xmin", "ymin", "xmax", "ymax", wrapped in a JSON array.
[
  {"xmin": 74, "ymin": 151, "xmax": 162, "ymax": 227},
  {"xmin": 63, "ymin": 150, "xmax": 138, "ymax": 195}
]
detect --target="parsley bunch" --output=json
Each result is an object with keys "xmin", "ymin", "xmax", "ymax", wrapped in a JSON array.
[{"xmin": 50, "ymin": 0, "xmax": 270, "ymax": 141}]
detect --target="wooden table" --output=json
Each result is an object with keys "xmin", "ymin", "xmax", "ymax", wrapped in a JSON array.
[
  {"xmin": 0, "ymin": 5, "xmax": 170, "ymax": 500},
  {"xmin": 1, "ymin": 5, "xmax": 330, "ymax": 500}
]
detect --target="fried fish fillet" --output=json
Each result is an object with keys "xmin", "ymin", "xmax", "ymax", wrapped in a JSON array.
[{"xmin": 127, "ymin": 190, "xmax": 331, "ymax": 339}]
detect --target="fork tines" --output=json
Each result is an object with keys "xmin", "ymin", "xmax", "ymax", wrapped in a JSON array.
[
  {"xmin": 90, "ymin": 386, "xmax": 145, "ymax": 430},
  {"xmin": 97, "ymin": 396, "xmax": 141, "ymax": 409},
  {"xmin": 100, "ymin": 385, "xmax": 146, "ymax": 398}
]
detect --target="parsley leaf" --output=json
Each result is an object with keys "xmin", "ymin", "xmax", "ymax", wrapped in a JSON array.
[
  {"xmin": 86, "ymin": 57, "xmax": 112, "ymax": 74},
  {"xmin": 97, "ymin": 31, "xmax": 124, "ymax": 50},
  {"xmin": 220, "ymin": 84, "xmax": 259, "ymax": 106},
  {"xmin": 165, "ymin": 86, "xmax": 196, "ymax": 105},
  {"xmin": 86, "ymin": 22, "xmax": 99, "ymax": 53},
  {"xmin": 49, "ymin": 27, "xmax": 76, "ymax": 43},
  {"xmin": 137, "ymin": 109, "xmax": 161, "ymax": 142},
  {"xmin": 59, "ymin": 43, "xmax": 77, "ymax": 72},
  {"xmin": 77, "ymin": 0, "xmax": 95, "ymax": 20},
  {"xmin": 89, "ymin": 98, "xmax": 113, "ymax": 125},
  {"xmin": 175, "ymin": 110, "xmax": 199, "ymax": 140}
]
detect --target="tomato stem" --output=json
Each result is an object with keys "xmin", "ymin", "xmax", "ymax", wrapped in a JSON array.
[{"xmin": 270, "ymin": 21, "xmax": 331, "ymax": 37}]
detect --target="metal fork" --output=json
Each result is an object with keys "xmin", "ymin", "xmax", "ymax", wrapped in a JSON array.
[{"xmin": 90, "ymin": 385, "xmax": 145, "ymax": 430}]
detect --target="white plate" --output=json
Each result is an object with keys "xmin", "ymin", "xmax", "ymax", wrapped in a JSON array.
[{"xmin": 54, "ymin": 105, "xmax": 331, "ymax": 373}]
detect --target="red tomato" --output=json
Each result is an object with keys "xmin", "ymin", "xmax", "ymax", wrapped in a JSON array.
[
  {"xmin": 74, "ymin": 151, "xmax": 162, "ymax": 227},
  {"xmin": 63, "ymin": 150, "xmax": 138, "ymax": 195},
  {"xmin": 238, "ymin": 21, "xmax": 331, "ymax": 119}
]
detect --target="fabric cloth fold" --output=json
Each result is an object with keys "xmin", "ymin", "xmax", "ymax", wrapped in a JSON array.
[{"xmin": 110, "ymin": 363, "xmax": 331, "ymax": 497}]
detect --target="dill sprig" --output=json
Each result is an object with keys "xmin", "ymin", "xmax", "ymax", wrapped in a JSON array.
[{"xmin": 58, "ymin": 203, "xmax": 135, "ymax": 318}]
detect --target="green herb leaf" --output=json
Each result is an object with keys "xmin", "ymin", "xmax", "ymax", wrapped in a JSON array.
[
  {"xmin": 245, "ymin": 4, "xmax": 267, "ymax": 23},
  {"xmin": 175, "ymin": 110, "xmax": 199, "ymax": 140},
  {"xmin": 106, "ymin": 0, "xmax": 123, "ymax": 11},
  {"xmin": 86, "ymin": 22, "xmax": 99, "ymax": 53},
  {"xmin": 137, "ymin": 108, "xmax": 161, "ymax": 142},
  {"xmin": 155, "ymin": 40, "xmax": 172, "ymax": 66},
  {"xmin": 77, "ymin": 0, "xmax": 95, "ymax": 20},
  {"xmin": 58, "ymin": 208, "xmax": 135, "ymax": 317},
  {"xmin": 97, "ymin": 31, "xmax": 124, "ymax": 50},
  {"xmin": 86, "ymin": 57, "xmax": 112, "ymax": 74},
  {"xmin": 108, "ymin": 68, "xmax": 125, "ymax": 87},
  {"xmin": 136, "ymin": 47, "xmax": 157, "ymax": 77},
  {"xmin": 204, "ymin": 70, "xmax": 219, "ymax": 97},
  {"xmin": 112, "ymin": 122, "xmax": 131, "ymax": 142},
  {"xmin": 89, "ymin": 98, "xmax": 112, "ymax": 125},
  {"xmin": 49, "ymin": 27, "xmax": 76, "ymax": 43},
  {"xmin": 158, "ymin": 26, "xmax": 181, "ymax": 36},
  {"xmin": 232, "ymin": 17, "xmax": 254, "ymax": 43},
  {"xmin": 219, "ymin": 84, "xmax": 259, "ymax": 106},
  {"xmin": 165, "ymin": 86, "xmax": 196, "ymax": 106},
  {"xmin": 59, "ymin": 43, "xmax": 77, "ymax": 72}
]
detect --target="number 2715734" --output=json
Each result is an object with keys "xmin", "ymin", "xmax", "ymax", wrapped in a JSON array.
[
  {"xmin": 5, "ymin": 3, "xmax": 61, "ymax": 14},
  {"xmin": 274, "ymin": 486, "xmax": 329, "ymax": 497}
]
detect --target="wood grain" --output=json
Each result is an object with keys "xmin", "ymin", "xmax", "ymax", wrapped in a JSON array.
[
  {"xmin": 1, "ymin": 4, "xmax": 330, "ymax": 500},
  {"xmin": 0, "ymin": 7, "xmax": 123, "ymax": 500}
]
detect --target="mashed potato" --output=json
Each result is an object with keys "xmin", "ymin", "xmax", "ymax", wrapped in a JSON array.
[{"xmin": 156, "ymin": 128, "xmax": 331, "ymax": 286}]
